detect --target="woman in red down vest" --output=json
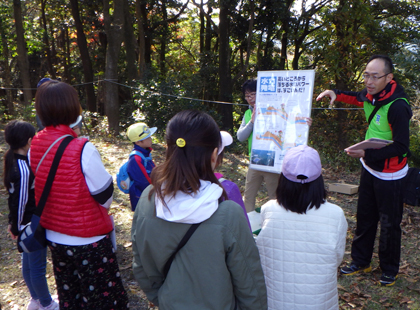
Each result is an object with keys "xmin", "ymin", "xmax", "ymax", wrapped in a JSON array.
[{"xmin": 31, "ymin": 80, "xmax": 128, "ymax": 309}]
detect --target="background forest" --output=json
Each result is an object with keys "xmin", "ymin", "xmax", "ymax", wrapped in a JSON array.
[
  {"xmin": 2, "ymin": 1, "xmax": 420, "ymax": 309},
  {"xmin": 1, "ymin": 0, "xmax": 420, "ymax": 167}
]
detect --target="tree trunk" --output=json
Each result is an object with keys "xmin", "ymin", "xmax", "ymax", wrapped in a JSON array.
[
  {"xmin": 218, "ymin": 1, "xmax": 233, "ymax": 132},
  {"xmin": 256, "ymin": 32, "xmax": 263, "ymax": 70},
  {"xmin": 123, "ymin": 0, "xmax": 138, "ymax": 83},
  {"xmin": 63, "ymin": 26, "xmax": 71, "ymax": 82},
  {"xmin": 199, "ymin": 0, "xmax": 205, "ymax": 54},
  {"xmin": 104, "ymin": 0, "xmax": 125, "ymax": 135},
  {"xmin": 332, "ymin": 0, "xmax": 351, "ymax": 150},
  {"xmin": 159, "ymin": 0, "xmax": 168, "ymax": 78},
  {"xmin": 279, "ymin": 25, "xmax": 289, "ymax": 70},
  {"xmin": 69, "ymin": 0, "xmax": 97, "ymax": 112},
  {"xmin": 205, "ymin": 4, "xmax": 213, "ymax": 52},
  {"xmin": 234, "ymin": 0, "xmax": 254, "ymax": 80},
  {"xmin": 278, "ymin": 0, "xmax": 293, "ymax": 70},
  {"xmin": 40, "ymin": 0, "xmax": 56, "ymax": 79},
  {"xmin": 0, "ymin": 17, "xmax": 14, "ymax": 115},
  {"xmin": 13, "ymin": 0, "xmax": 32, "ymax": 105},
  {"xmin": 135, "ymin": 0, "xmax": 147, "ymax": 79}
]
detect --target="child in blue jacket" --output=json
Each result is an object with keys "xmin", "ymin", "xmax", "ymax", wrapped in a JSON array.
[{"xmin": 127, "ymin": 122, "xmax": 156, "ymax": 211}]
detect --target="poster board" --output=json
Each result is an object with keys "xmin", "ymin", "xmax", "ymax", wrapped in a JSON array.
[{"xmin": 250, "ymin": 70, "xmax": 315, "ymax": 173}]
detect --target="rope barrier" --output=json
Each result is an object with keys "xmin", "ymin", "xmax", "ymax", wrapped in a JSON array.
[{"xmin": 1, "ymin": 79, "xmax": 418, "ymax": 110}]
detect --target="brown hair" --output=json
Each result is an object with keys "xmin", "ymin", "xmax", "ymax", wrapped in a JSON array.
[
  {"xmin": 35, "ymin": 80, "xmax": 80, "ymax": 127},
  {"xmin": 3, "ymin": 120, "xmax": 35, "ymax": 190},
  {"xmin": 150, "ymin": 110, "xmax": 227, "ymax": 202}
]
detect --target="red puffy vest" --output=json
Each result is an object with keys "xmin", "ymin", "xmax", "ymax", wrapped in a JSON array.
[{"xmin": 30, "ymin": 125, "xmax": 113, "ymax": 237}]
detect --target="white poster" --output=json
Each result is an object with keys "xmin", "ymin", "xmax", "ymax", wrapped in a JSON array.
[{"xmin": 250, "ymin": 70, "xmax": 315, "ymax": 173}]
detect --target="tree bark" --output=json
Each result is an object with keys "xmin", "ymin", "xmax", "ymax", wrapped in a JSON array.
[
  {"xmin": 233, "ymin": 0, "xmax": 254, "ymax": 80},
  {"xmin": 63, "ymin": 27, "xmax": 71, "ymax": 82},
  {"xmin": 13, "ymin": 0, "xmax": 32, "ymax": 105},
  {"xmin": 205, "ymin": 4, "xmax": 213, "ymax": 52},
  {"xmin": 218, "ymin": 1, "xmax": 233, "ymax": 132},
  {"xmin": 279, "ymin": 0, "xmax": 293, "ymax": 70},
  {"xmin": 135, "ymin": 0, "xmax": 147, "ymax": 79},
  {"xmin": 40, "ymin": 0, "xmax": 56, "ymax": 79},
  {"xmin": 199, "ymin": 0, "xmax": 205, "ymax": 54},
  {"xmin": 104, "ymin": 0, "xmax": 125, "ymax": 135},
  {"xmin": 123, "ymin": 0, "xmax": 138, "ymax": 83},
  {"xmin": 159, "ymin": 0, "xmax": 168, "ymax": 78},
  {"xmin": 69, "ymin": 0, "xmax": 97, "ymax": 112},
  {"xmin": 0, "ymin": 17, "xmax": 14, "ymax": 114},
  {"xmin": 332, "ymin": 0, "xmax": 351, "ymax": 150}
]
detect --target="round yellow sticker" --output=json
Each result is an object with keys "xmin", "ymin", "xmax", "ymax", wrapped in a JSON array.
[{"xmin": 176, "ymin": 138, "xmax": 186, "ymax": 147}]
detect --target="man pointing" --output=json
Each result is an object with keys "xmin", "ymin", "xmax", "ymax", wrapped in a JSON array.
[{"xmin": 317, "ymin": 55, "xmax": 412, "ymax": 286}]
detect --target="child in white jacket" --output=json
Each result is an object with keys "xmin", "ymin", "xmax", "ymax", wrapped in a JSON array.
[{"xmin": 257, "ymin": 145, "xmax": 347, "ymax": 310}]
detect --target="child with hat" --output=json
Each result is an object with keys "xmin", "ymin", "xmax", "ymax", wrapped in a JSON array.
[
  {"xmin": 126, "ymin": 122, "xmax": 157, "ymax": 211},
  {"xmin": 256, "ymin": 145, "xmax": 348, "ymax": 310},
  {"xmin": 214, "ymin": 131, "xmax": 251, "ymax": 230}
]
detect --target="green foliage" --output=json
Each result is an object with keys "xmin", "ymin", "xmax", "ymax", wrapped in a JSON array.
[
  {"xmin": 409, "ymin": 120, "xmax": 420, "ymax": 168},
  {"xmin": 3, "ymin": 0, "xmax": 420, "ymax": 172},
  {"xmin": 309, "ymin": 108, "xmax": 365, "ymax": 172},
  {"xmin": 133, "ymin": 78, "xmax": 224, "ymax": 134}
]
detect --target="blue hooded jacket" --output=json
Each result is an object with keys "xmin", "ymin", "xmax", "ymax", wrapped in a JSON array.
[{"xmin": 127, "ymin": 144, "xmax": 155, "ymax": 211}]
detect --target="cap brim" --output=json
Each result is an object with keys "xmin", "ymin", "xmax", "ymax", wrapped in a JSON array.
[
  {"xmin": 70, "ymin": 115, "xmax": 83, "ymax": 129},
  {"xmin": 218, "ymin": 131, "xmax": 233, "ymax": 155},
  {"xmin": 140, "ymin": 127, "xmax": 157, "ymax": 141}
]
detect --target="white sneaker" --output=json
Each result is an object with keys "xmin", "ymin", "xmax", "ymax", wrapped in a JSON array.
[
  {"xmin": 39, "ymin": 300, "xmax": 59, "ymax": 310},
  {"xmin": 26, "ymin": 298, "xmax": 40, "ymax": 310}
]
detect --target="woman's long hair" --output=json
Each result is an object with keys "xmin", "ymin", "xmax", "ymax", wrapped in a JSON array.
[
  {"xmin": 150, "ymin": 110, "xmax": 227, "ymax": 202},
  {"xmin": 3, "ymin": 120, "xmax": 35, "ymax": 190}
]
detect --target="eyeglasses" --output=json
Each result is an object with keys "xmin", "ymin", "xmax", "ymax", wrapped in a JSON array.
[
  {"xmin": 362, "ymin": 73, "xmax": 390, "ymax": 82},
  {"xmin": 245, "ymin": 92, "xmax": 256, "ymax": 99}
]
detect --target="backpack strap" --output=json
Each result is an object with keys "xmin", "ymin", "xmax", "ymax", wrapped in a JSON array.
[
  {"xmin": 130, "ymin": 150, "xmax": 152, "ymax": 162},
  {"xmin": 129, "ymin": 150, "xmax": 152, "ymax": 183},
  {"xmin": 134, "ymin": 155, "xmax": 152, "ymax": 183}
]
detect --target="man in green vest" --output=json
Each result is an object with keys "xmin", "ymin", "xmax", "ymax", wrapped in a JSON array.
[
  {"xmin": 317, "ymin": 55, "xmax": 412, "ymax": 287},
  {"xmin": 237, "ymin": 79, "xmax": 279, "ymax": 213}
]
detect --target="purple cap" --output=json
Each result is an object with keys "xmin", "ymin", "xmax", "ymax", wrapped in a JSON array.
[
  {"xmin": 37, "ymin": 78, "xmax": 51, "ymax": 88},
  {"xmin": 282, "ymin": 145, "xmax": 322, "ymax": 183}
]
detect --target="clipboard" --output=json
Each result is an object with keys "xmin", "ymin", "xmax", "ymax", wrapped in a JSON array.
[{"xmin": 345, "ymin": 138, "xmax": 393, "ymax": 152}]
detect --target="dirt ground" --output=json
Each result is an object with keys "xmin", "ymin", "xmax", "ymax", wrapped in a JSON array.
[{"xmin": 1, "ymin": 126, "xmax": 420, "ymax": 309}]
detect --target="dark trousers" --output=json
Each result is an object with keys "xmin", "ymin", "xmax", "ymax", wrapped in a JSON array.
[{"xmin": 351, "ymin": 167, "xmax": 404, "ymax": 276}]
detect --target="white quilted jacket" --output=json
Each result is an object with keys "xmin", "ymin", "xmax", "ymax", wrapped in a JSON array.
[{"xmin": 256, "ymin": 199, "xmax": 347, "ymax": 310}]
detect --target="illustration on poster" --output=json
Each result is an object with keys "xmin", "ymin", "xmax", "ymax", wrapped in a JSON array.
[{"xmin": 250, "ymin": 70, "xmax": 315, "ymax": 174}]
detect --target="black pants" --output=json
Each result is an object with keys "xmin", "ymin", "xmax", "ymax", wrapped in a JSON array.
[{"xmin": 351, "ymin": 167, "xmax": 404, "ymax": 276}]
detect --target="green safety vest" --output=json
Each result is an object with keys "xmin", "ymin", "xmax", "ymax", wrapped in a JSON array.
[
  {"xmin": 364, "ymin": 97, "xmax": 409, "ymax": 140},
  {"xmin": 244, "ymin": 109, "xmax": 253, "ymax": 157}
]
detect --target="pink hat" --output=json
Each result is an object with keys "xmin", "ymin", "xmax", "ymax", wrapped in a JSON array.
[{"xmin": 282, "ymin": 145, "xmax": 322, "ymax": 183}]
